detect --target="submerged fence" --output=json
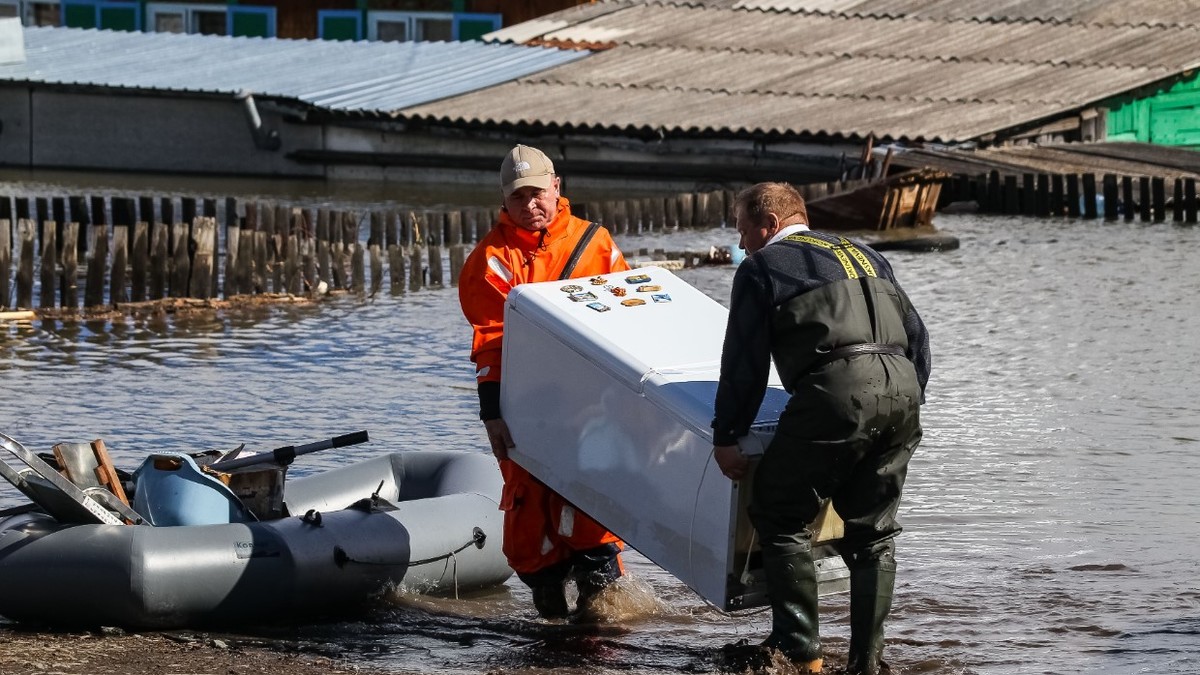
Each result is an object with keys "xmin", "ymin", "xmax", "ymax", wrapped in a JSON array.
[
  {"xmin": 0, "ymin": 189, "xmax": 745, "ymax": 313},
  {"xmin": 943, "ymin": 171, "xmax": 1200, "ymax": 222}
]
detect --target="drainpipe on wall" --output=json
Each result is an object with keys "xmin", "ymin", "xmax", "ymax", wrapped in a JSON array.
[{"xmin": 235, "ymin": 90, "xmax": 282, "ymax": 151}]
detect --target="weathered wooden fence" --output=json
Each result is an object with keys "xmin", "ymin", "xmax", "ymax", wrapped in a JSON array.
[
  {"xmin": 0, "ymin": 189, "xmax": 745, "ymax": 312},
  {"xmin": 942, "ymin": 171, "xmax": 1200, "ymax": 223}
]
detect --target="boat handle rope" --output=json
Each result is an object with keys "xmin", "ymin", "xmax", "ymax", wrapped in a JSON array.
[
  {"xmin": 332, "ymin": 526, "xmax": 487, "ymax": 569},
  {"xmin": 331, "ymin": 527, "xmax": 486, "ymax": 600}
]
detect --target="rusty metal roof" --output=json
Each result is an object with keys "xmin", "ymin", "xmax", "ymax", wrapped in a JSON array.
[
  {"xmin": 0, "ymin": 25, "xmax": 589, "ymax": 113},
  {"xmin": 401, "ymin": 1, "xmax": 1200, "ymax": 143}
]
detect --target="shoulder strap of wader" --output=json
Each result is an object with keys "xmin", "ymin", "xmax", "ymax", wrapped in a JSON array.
[{"xmin": 558, "ymin": 221, "xmax": 603, "ymax": 280}]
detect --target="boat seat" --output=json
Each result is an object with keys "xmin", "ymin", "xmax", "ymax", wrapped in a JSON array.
[{"xmin": 132, "ymin": 454, "xmax": 257, "ymax": 527}]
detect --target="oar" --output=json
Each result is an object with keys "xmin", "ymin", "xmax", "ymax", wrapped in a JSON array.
[{"xmin": 209, "ymin": 431, "xmax": 369, "ymax": 472}]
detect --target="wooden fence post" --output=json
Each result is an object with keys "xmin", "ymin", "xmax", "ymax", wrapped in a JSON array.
[
  {"xmin": 111, "ymin": 197, "xmax": 134, "ymax": 305},
  {"xmin": 285, "ymin": 208, "xmax": 302, "ymax": 295},
  {"xmin": 386, "ymin": 209, "xmax": 404, "ymax": 294},
  {"xmin": 0, "ymin": 210, "xmax": 10, "ymax": 309},
  {"xmin": 1081, "ymin": 173, "xmax": 1098, "ymax": 219},
  {"xmin": 1003, "ymin": 175, "xmax": 1019, "ymax": 214},
  {"xmin": 316, "ymin": 209, "xmax": 331, "ymax": 289},
  {"xmin": 60, "ymin": 222, "xmax": 78, "ymax": 310},
  {"xmin": 132, "ymin": 221, "xmax": 148, "ymax": 302},
  {"xmin": 447, "ymin": 210, "xmax": 464, "ymax": 287},
  {"xmin": 1139, "ymin": 177, "xmax": 1152, "ymax": 222},
  {"xmin": 1020, "ymin": 174, "xmax": 1035, "ymax": 215},
  {"xmin": 170, "ymin": 221, "xmax": 190, "ymax": 298},
  {"xmin": 369, "ymin": 210, "xmax": 385, "ymax": 295},
  {"xmin": 69, "ymin": 196, "xmax": 89, "ymax": 256},
  {"xmin": 425, "ymin": 210, "xmax": 444, "ymax": 288},
  {"xmin": 1172, "ymin": 178, "xmax": 1184, "ymax": 222},
  {"xmin": 1066, "ymin": 174, "xmax": 1081, "ymax": 218},
  {"xmin": 407, "ymin": 211, "xmax": 424, "ymax": 292},
  {"xmin": 15, "ymin": 219, "xmax": 34, "ymax": 309},
  {"xmin": 149, "ymin": 222, "xmax": 168, "ymax": 301},
  {"xmin": 1186, "ymin": 178, "xmax": 1197, "ymax": 223},
  {"xmin": 300, "ymin": 208, "xmax": 316, "ymax": 295},
  {"xmin": 111, "ymin": 224, "xmax": 128, "ymax": 304},
  {"xmin": 38, "ymin": 220, "xmax": 56, "ymax": 309},
  {"xmin": 1151, "ymin": 177, "xmax": 1166, "ymax": 222},
  {"xmin": 223, "ymin": 198, "xmax": 240, "ymax": 299},
  {"xmin": 1102, "ymin": 174, "xmax": 1118, "ymax": 221},
  {"xmin": 189, "ymin": 218, "xmax": 215, "ymax": 299},
  {"xmin": 84, "ymin": 223, "xmax": 108, "ymax": 308},
  {"xmin": 347, "ymin": 211, "xmax": 364, "ymax": 294},
  {"xmin": 1121, "ymin": 175, "xmax": 1135, "ymax": 222}
]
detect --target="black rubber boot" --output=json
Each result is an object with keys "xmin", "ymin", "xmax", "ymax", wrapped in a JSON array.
[
  {"xmin": 760, "ymin": 540, "xmax": 822, "ymax": 666},
  {"xmin": 570, "ymin": 543, "xmax": 623, "ymax": 621},
  {"xmin": 519, "ymin": 562, "xmax": 572, "ymax": 620},
  {"xmin": 844, "ymin": 556, "xmax": 896, "ymax": 675},
  {"xmin": 529, "ymin": 583, "xmax": 570, "ymax": 619}
]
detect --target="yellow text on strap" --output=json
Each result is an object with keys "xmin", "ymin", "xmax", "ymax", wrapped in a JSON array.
[{"xmin": 783, "ymin": 234, "xmax": 876, "ymax": 279}]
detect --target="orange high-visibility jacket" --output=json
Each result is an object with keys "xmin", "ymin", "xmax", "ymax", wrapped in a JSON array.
[
  {"xmin": 459, "ymin": 197, "xmax": 629, "ymax": 386},
  {"xmin": 459, "ymin": 197, "xmax": 628, "ymax": 574}
]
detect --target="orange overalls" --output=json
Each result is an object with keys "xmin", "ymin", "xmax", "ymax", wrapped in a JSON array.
[{"xmin": 458, "ymin": 197, "xmax": 627, "ymax": 575}]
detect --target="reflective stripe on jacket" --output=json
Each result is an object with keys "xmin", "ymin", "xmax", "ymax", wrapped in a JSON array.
[{"xmin": 459, "ymin": 197, "xmax": 628, "ymax": 385}]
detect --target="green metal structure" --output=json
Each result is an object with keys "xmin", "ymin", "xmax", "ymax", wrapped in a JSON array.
[{"xmin": 1106, "ymin": 71, "xmax": 1200, "ymax": 147}]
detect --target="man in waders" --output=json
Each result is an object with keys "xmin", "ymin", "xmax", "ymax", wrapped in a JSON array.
[
  {"xmin": 711, "ymin": 182, "xmax": 930, "ymax": 674},
  {"xmin": 459, "ymin": 144, "xmax": 627, "ymax": 620}
]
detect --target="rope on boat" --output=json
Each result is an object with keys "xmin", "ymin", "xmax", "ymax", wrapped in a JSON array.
[{"xmin": 332, "ymin": 526, "xmax": 487, "ymax": 573}]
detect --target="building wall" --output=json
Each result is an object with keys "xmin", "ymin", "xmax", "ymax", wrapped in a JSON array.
[
  {"xmin": 0, "ymin": 84, "xmax": 31, "ymax": 167},
  {"xmin": 41, "ymin": 1, "xmax": 590, "ymax": 39},
  {"xmin": 4, "ymin": 87, "xmax": 323, "ymax": 176},
  {"xmin": 1107, "ymin": 72, "xmax": 1200, "ymax": 147}
]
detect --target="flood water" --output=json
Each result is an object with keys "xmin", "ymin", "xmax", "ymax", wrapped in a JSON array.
[{"xmin": 2, "ymin": 212, "xmax": 1199, "ymax": 675}]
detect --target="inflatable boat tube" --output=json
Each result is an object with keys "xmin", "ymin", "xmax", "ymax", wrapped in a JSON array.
[{"xmin": 0, "ymin": 451, "xmax": 511, "ymax": 629}]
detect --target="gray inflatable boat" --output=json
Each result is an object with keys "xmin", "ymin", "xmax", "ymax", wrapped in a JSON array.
[{"xmin": 0, "ymin": 432, "xmax": 511, "ymax": 629}]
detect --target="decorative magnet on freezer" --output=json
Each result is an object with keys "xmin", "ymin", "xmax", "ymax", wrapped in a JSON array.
[
  {"xmin": 625, "ymin": 274, "xmax": 652, "ymax": 284},
  {"xmin": 651, "ymin": 293, "xmax": 672, "ymax": 303},
  {"xmin": 560, "ymin": 284, "xmax": 583, "ymax": 293},
  {"xmin": 637, "ymin": 284, "xmax": 662, "ymax": 293},
  {"xmin": 590, "ymin": 276, "xmax": 608, "ymax": 285},
  {"xmin": 568, "ymin": 292, "xmax": 598, "ymax": 302},
  {"xmin": 587, "ymin": 301, "xmax": 611, "ymax": 312},
  {"xmin": 621, "ymin": 298, "xmax": 647, "ymax": 307},
  {"xmin": 609, "ymin": 287, "xmax": 628, "ymax": 297}
]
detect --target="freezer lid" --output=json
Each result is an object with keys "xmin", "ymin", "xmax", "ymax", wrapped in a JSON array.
[
  {"xmin": 505, "ymin": 266, "xmax": 791, "ymax": 444},
  {"xmin": 504, "ymin": 266, "xmax": 728, "ymax": 392}
]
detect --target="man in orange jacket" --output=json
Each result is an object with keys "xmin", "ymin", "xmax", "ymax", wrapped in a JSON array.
[{"xmin": 459, "ymin": 144, "xmax": 627, "ymax": 619}]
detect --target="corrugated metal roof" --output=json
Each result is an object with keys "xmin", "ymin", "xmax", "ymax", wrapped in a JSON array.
[
  {"xmin": 0, "ymin": 26, "xmax": 589, "ymax": 113},
  {"xmin": 402, "ymin": 1, "xmax": 1200, "ymax": 143},
  {"xmin": 733, "ymin": 0, "xmax": 1200, "ymax": 28}
]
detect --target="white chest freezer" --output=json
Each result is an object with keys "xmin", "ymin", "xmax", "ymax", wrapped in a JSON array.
[{"xmin": 501, "ymin": 266, "xmax": 847, "ymax": 610}]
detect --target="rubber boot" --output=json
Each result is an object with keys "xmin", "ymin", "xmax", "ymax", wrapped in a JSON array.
[
  {"xmin": 760, "ymin": 541, "xmax": 822, "ymax": 669},
  {"xmin": 844, "ymin": 557, "xmax": 896, "ymax": 675},
  {"xmin": 571, "ymin": 543, "xmax": 623, "ymax": 621},
  {"xmin": 529, "ymin": 582, "xmax": 570, "ymax": 619},
  {"xmin": 520, "ymin": 562, "xmax": 572, "ymax": 620}
]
